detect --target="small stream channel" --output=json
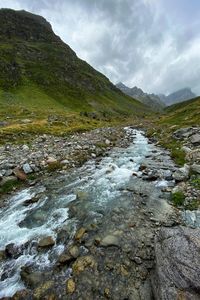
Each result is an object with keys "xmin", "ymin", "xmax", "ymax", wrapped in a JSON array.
[{"xmin": 0, "ymin": 128, "xmax": 197, "ymax": 298}]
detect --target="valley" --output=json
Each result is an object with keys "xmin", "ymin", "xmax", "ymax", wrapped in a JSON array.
[{"xmin": 0, "ymin": 7, "xmax": 200, "ymax": 300}]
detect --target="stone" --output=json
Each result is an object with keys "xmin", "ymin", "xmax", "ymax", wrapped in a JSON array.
[
  {"xmin": 190, "ymin": 133, "xmax": 200, "ymax": 145},
  {"xmin": 191, "ymin": 164, "xmax": 200, "ymax": 174},
  {"xmin": 69, "ymin": 245, "xmax": 79, "ymax": 258},
  {"xmin": 13, "ymin": 167, "xmax": 27, "ymax": 181},
  {"xmin": 12, "ymin": 289, "xmax": 30, "ymax": 299},
  {"xmin": 22, "ymin": 163, "xmax": 32, "ymax": 174},
  {"xmin": 38, "ymin": 236, "xmax": 55, "ymax": 247},
  {"xmin": 33, "ymin": 280, "xmax": 54, "ymax": 299},
  {"xmin": 46, "ymin": 157, "xmax": 57, "ymax": 164},
  {"xmin": 0, "ymin": 176, "xmax": 17, "ymax": 187},
  {"xmin": 5, "ymin": 243, "xmax": 21, "ymax": 258},
  {"xmin": 21, "ymin": 268, "xmax": 44, "ymax": 288},
  {"xmin": 22, "ymin": 145, "xmax": 29, "ymax": 151},
  {"xmin": 105, "ymin": 139, "xmax": 111, "ymax": 145},
  {"xmin": 152, "ymin": 226, "xmax": 200, "ymax": 300},
  {"xmin": 72, "ymin": 255, "xmax": 96, "ymax": 274},
  {"xmin": 173, "ymin": 164, "xmax": 190, "ymax": 181},
  {"xmin": 186, "ymin": 149, "xmax": 200, "ymax": 163},
  {"xmin": 100, "ymin": 235, "xmax": 120, "ymax": 247},
  {"xmin": 66, "ymin": 278, "xmax": 75, "ymax": 294},
  {"xmin": 0, "ymin": 250, "xmax": 6, "ymax": 261},
  {"xmin": 58, "ymin": 253, "xmax": 73, "ymax": 264},
  {"xmin": 75, "ymin": 227, "xmax": 86, "ymax": 240}
]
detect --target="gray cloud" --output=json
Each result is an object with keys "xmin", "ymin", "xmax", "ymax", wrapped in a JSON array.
[{"xmin": 0, "ymin": 0, "xmax": 200, "ymax": 95}]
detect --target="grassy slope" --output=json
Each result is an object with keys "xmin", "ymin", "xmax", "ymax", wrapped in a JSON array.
[
  {"xmin": 147, "ymin": 97, "xmax": 200, "ymax": 166},
  {"xmin": 0, "ymin": 10, "xmax": 151, "ymax": 143}
]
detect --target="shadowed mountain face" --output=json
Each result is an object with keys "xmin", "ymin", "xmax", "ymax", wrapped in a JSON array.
[
  {"xmin": 0, "ymin": 8, "xmax": 147, "ymax": 115},
  {"xmin": 116, "ymin": 82, "xmax": 165, "ymax": 111}
]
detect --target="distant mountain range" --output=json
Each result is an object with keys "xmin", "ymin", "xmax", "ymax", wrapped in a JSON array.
[{"xmin": 116, "ymin": 83, "xmax": 196, "ymax": 108}]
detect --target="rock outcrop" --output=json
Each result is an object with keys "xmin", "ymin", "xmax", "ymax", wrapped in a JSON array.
[{"xmin": 152, "ymin": 227, "xmax": 200, "ymax": 300}]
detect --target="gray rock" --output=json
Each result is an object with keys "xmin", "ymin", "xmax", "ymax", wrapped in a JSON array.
[
  {"xmin": 191, "ymin": 164, "xmax": 200, "ymax": 174},
  {"xmin": 152, "ymin": 226, "xmax": 200, "ymax": 300},
  {"xmin": 22, "ymin": 163, "xmax": 32, "ymax": 174},
  {"xmin": 173, "ymin": 164, "xmax": 190, "ymax": 181},
  {"xmin": 100, "ymin": 235, "xmax": 120, "ymax": 247},
  {"xmin": 190, "ymin": 133, "xmax": 200, "ymax": 145}
]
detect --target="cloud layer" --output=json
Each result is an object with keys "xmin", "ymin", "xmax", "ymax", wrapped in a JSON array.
[{"xmin": 0, "ymin": 0, "xmax": 200, "ymax": 95}]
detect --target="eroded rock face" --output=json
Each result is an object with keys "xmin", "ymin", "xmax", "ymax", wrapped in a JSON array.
[{"xmin": 152, "ymin": 226, "xmax": 200, "ymax": 300}]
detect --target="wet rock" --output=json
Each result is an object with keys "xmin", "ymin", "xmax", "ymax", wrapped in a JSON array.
[
  {"xmin": 0, "ymin": 250, "xmax": 6, "ymax": 261},
  {"xmin": 75, "ymin": 227, "xmax": 86, "ymax": 240},
  {"xmin": 23, "ymin": 195, "xmax": 40, "ymax": 206},
  {"xmin": 21, "ymin": 268, "xmax": 44, "ymax": 288},
  {"xmin": 22, "ymin": 163, "xmax": 32, "ymax": 174},
  {"xmin": 100, "ymin": 235, "xmax": 120, "ymax": 247},
  {"xmin": 173, "ymin": 164, "xmax": 190, "ymax": 181},
  {"xmin": 66, "ymin": 278, "xmax": 76, "ymax": 294},
  {"xmin": 72, "ymin": 255, "xmax": 96, "ymax": 274},
  {"xmin": 58, "ymin": 253, "xmax": 73, "ymax": 264},
  {"xmin": 152, "ymin": 226, "xmax": 200, "ymax": 300},
  {"xmin": 76, "ymin": 191, "xmax": 88, "ymax": 201},
  {"xmin": 5, "ymin": 243, "xmax": 21, "ymax": 258},
  {"xmin": 38, "ymin": 236, "xmax": 55, "ymax": 248},
  {"xmin": 69, "ymin": 245, "xmax": 80, "ymax": 258}
]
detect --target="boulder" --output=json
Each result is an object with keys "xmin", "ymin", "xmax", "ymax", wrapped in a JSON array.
[
  {"xmin": 190, "ymin": 133, "xmax": 200, "ymax": 145},
  {"xmin": 100, "ymin": 235, "xmax": 120, "ymax": 247},
  {"xmin": 38, "ymin": 236, "xmax": 55, "ymax": 248},
  {"xmin": 191, "ymin": 164, "xmax": 200, "ymax": 174},
  {"xmin": 173, "ymin": 164, "xmax": 190, "ymax": 181},
  {"xmin": 152, "ymin": 227, "xmax": 200, "ymax": 300},
  {"xmin": 22, "ymin": 163, "xmax": 32, "ymax": 174}
]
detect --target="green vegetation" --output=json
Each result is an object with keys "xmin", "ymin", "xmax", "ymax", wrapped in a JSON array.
[
  {"xmin": 0, "ymin": 9, "xmax": 152, "ymax": 144},
  {"xmin": 191, "ymin": 177, "xmax": 200, "ymax": 190},
  {"xmin": 46, "ymin": 161, "xmax": 63, "ymax": 172},
  {"xmin": 171, "ymin": 191, "xmax": 185, "ymax": 207},
  {"xmin": 0, "ymin": 178, "xmax": 22, "ymax": 194}
]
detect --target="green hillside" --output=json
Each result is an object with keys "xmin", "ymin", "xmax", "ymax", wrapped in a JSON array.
[
  {"xmin": 0, "ymin": 9, "xmax": 147, "ymax": 116},
  {"xmin": 160, "ymin": 97, "xmax": 200, "ymax": 127},
  {"xmin": 0, "ymin": 8, "xmax": 151, "ymax": 143}
]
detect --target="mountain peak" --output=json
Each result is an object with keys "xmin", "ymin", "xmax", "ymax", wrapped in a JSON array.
[{"xmin": 0, "ymin": 8, "xmax": 58, "ymax": 43}]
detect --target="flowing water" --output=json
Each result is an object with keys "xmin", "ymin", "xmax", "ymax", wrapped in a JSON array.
[{"xmin": 0, "ymin": 128, "xmax": 180, "ymax": 297}]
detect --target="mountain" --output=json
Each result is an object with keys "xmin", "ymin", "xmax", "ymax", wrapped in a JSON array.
[
  {"xmin": 160, "ymin": 88, "xmax": 196, "ymax": 106},
  {"xmin": 0, "ymin": 8, "xmax": 147, "ymax": 116},
  {"xmin": 160, "ymin": 96, "xmax": 200, "ymax": 128},
  {"xmin": 116, "ymin": 82, "xmax": 165, "ymax": 111}
]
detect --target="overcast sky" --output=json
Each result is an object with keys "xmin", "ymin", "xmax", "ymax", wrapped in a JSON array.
[{"xmin": 0, "ymin": 0, "xmax": 200, "ymax": 95}]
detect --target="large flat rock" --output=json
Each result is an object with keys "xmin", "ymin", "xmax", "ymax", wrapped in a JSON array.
[{"xmin": 152, "ymin": 226, "xmax": 200, "ymax": 300}]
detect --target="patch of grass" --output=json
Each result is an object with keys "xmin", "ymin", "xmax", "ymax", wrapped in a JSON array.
[
  {"xmin": 191, "ymin": 177, "xmax": 200, "ymax": 190},
  {"xmin": 171, "ymin": 191, "xmax": 185, "ymax": 207},
  {"xmin": 0, "ymin": 178, "xmax": 22, "ymax": 194},
  {"xmin": 46, "ymin": 161, "xmax": 63, "ymax": 172}
]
